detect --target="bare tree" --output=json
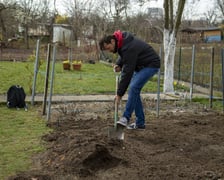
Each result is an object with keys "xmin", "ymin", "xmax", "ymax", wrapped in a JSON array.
[
  {"xmin": 213, "ymin": 0, "xmax": 224, "ymax": 23},
  {"xmin": 0, "ymin": 3, "xmax": 7, "ymax": 41},
  {"xmin": 0, "ymin": 1, "xmax": 17, "ymax": 42},
  {"xmin": 182, "ymin": 0, "xmax": 199, "ymax": 22},
  {"xmin": 94, "ymin": 0, "xmax": 130, "ymax": 33},
  {"xmin": 163, "ymin": 0, "xmax": 186, "ymax": 93},
  {"xmin": 113, "ymin": 0, "xmax": 130, "ymax": 29},
  {"xmin": 63, "ymin": 0, "xmax": 95, "ymax": 41},
  {"xmin": 217, "ymin": 0, "xmax": 224, "ymax": 17},
  {"xmin": 16, "ymin": 0, "xmax": 51, "ymax": 48},
  {"xmin": 203, "ymin": 9, "xmax": 218, "ymax": 26}
]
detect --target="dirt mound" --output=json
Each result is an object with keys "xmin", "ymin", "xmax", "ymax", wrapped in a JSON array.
[
  {"xmin": 81, "ymin": 144, "xmax": 123, "ymax": 176},
  {"xmin": 7, "ymin": 101, "xmax": 224, "ymax": 180}
]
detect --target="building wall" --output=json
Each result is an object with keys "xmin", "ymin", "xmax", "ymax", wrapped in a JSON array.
[
  {"xmin": 204, "ymin": 30, "xmax": 222, "ymax": 42},
  {"xmin": 180, "ymin": 29, "xmax": 223, "ymax": 43},
  {"xmin": 204, "ymin": 30, "xmax": 221, "ymax": 37},
  {"xmin": 53, "ymin": 26, "xmax": 72, "ymax": 46},
  {"xmin": 179, "ymin": 32, "xmax": 202, "ymax": 43},
  {"xmin": 147, "ymin": 7, "xmax": 163, "ymax": 19}
]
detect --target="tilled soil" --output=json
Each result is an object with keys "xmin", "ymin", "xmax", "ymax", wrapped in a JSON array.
[{"xmin": 7, "ymin": 100, "xmax": 224, "ymax": 180}]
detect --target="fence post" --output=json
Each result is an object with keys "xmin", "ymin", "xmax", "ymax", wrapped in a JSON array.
[
  {"xmin": 222, "ymin": 48, "xmax": 224, "ymax": 112},
  {"xmin": 156, "ymin": 46, "xmax": 162, "ymax": 118},
  {"xmin": 31, "ymin": 39, "xmax": 40, "ymax": 106},
  {"xmin": 209, "ymin": 47, "xmax": 214, "ymax": 109},
  {"xmin": 178, "ymin": 46, "xmax": 182, "ymax": 82},
  {"xmin": 47, "ymin": 44, "xmax": 57, "ymax": 122},
  {"xmin": 190, "ymin": 44, "xmax": 196, "ymax": 101},
  {"xmin": 42, "ymin": 43, "xmax": 51, "ymax": 115}
]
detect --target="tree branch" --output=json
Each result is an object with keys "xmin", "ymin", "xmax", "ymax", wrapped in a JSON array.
[
  {"xmin": 169, "ymin": 0, "xmax": 173, "ymax": 30},
  {"xmin": 174, "ymin": 0, "xmax": 186, "ymax": 36},
  {"xmin": 164, "ymin": 0, "xmax": 169, "ymax": 29}
]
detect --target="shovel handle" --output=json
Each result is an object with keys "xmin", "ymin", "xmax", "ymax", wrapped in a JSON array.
[
  {"xmin": 115, "ymin": 75, "xmax": 119, "ymax": 95},
  {"xmin": 114, "ymin": 101, "xmax": 118, "ymax": 127},
  {"xmin": 114, "ymin": 74, "xmax": 120, "ymax": 127}
]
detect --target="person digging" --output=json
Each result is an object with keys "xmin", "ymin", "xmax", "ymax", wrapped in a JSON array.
[{"xmin": 99, "ymin": 30, "xmax": 160, "ymax": 129}]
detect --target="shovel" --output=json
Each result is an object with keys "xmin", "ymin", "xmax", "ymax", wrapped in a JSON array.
[{"xmin": 108, "ymin": 74, "xmax": 125, "ymax": 140}]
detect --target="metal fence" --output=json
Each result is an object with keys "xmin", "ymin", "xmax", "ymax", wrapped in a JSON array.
[
  {"xmin": 1, "ymin": 42, "xmax": 223, "ymax": 97},
  {"xmin": 173, "ymin": 44, "xmax": 223, "ymax": 92}
]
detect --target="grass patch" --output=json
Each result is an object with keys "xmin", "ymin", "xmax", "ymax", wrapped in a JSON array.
[
  {"xmin": 0, "ymin": 105, "xmax": 51, "ymax": 179},
  {"xmin": 0, "ymin": 61, "xmax": 160, "ymax": 95},
  {"xmin": 192, "ymin": 97, "xmax": 224, "ymax": 111}
]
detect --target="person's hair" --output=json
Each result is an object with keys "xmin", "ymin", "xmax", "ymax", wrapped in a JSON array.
[{"xmin": 99, "ymin": 35, "xmax": 116, "ymax": 50}]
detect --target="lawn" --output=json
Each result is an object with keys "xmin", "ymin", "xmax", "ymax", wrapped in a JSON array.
[
  {"xmin": 0, "ymin": 61, "xmax": 160, "ymax": 95},
  {"xmin": 0, "ymin": 105, "xmax": 51, "ymax": 179}
]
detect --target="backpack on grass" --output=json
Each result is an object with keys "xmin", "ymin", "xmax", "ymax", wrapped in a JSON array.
[{"xmin": 7, "ymin": 85, "xmax": 27, "ymax": 110}]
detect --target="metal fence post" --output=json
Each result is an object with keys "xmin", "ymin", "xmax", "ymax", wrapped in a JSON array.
[
  {"xmin": 156, "ymin": 46, "xmax": 162, "ymax": 118},
  {"xmin": 178, "ymin": 46, "xmax": 182, "ymax": 82},
  {"xmin": 31, "ymin": 39, "xmax": 40, "ymax": 106},
  {"xmin": 222, "ymin": 48, "xmax": 224, "ymax": 112},
  {"xmin": 209, "ymin": 47, "xmax": 214, "ymax": 109},
  {"xmin": 190, "ymin": 44, "xmax": 196, "ymax": 101}
]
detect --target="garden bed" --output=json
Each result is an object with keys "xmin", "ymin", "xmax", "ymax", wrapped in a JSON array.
[{"xmin": 8, "ymin": 100, "xmax": 224, "ymax": 180}]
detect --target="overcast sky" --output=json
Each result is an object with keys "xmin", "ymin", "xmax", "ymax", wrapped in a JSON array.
[{"xmin": 55, "ymin": 0, "xmax": 214, "ymax": 20}]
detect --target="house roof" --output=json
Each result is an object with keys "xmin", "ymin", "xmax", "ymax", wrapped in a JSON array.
[
  {"xmin": 181, "ymin": 27, "xmax": 221, "ymax": 33},
  {"xmin": 53, "ymin": 24, "xmax": 72, "ymax": 30}
]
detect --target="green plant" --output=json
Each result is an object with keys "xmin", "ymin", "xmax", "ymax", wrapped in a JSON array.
[{"xmin": 173, "ymin": 81, "xmax": 189, "ymax": 92}]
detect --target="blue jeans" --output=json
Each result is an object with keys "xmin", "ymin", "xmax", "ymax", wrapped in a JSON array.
[{"xmin": 123, "ymin": 67, "xmax": 159, "ymax": 127}]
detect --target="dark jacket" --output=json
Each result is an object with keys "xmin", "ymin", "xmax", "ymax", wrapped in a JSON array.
[{"xmin": 116, "ymin": 32, "xmax": 160, "ymax": 96}]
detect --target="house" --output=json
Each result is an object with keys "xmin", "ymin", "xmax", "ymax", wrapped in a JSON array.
[
  {"xmin": 180, "ymin": 27, "xmax": 223, "ymax": 43},
  {"xmin": 28, "ymin": 23, "xmax": 49, "ymax": 37},
  {"xmin": 147, "ymin": 7, "xmax": 163, "ymax": 19},
  {"xmin": 53, "ymin": 24, "xmax": 73, "ymax": 46}
]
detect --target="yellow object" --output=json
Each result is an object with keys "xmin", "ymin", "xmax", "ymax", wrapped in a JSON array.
[
  {"xmin": 72, "ymin": 60, "xmax": 82, "ymax": 64},
  {"xmin": 63, "ymin": 60, "xmax": 70, "ymax": 64}
]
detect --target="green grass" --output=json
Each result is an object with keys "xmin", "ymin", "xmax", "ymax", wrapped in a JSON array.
[
  {"xmin": 192, "ymin": 97, "xmax": 224, "ymax": 111},
  {"xmin": 0, "ymin": 105, "xmax": 51, "ymax": 179},
  {"xmin": 0, "ymin": 61, "xmax": 160, "ymax": 95}
]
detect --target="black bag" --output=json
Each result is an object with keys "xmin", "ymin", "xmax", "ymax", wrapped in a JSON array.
[{"xmin": 7, "ymin": 85, "xmax": 27, "ymax": 109}]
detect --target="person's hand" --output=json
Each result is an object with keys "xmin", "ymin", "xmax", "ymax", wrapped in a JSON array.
[
  {"xmin": 114, "ymin": 95, "xmax": 122, "ymax": 104},
  {"xmin": 113, "ymin": 64, "xmax": 121, "ymax": 72}
]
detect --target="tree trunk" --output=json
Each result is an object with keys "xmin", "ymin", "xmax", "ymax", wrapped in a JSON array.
[
  {"xmin": 163, "ymin": 0, "xmax": 186, "ymax": 93},
  {"xmin": 163, "ymin": 29, "xmax": 176, "ymax": 93}
]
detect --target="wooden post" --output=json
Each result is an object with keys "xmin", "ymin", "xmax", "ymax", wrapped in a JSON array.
[{"xmin": 42, "ymin": 43, "xmax": 51, "ymax": 115}]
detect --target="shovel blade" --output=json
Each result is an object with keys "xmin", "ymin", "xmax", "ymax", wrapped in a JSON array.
[{"xmin": 108, "ymin": 125, "xmax": 124, "ymax": 140}]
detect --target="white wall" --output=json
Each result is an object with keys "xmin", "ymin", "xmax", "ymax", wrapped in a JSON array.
[{"xmin": 53, "ymin": 25, "xmax": 72, "ymax": 45}]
